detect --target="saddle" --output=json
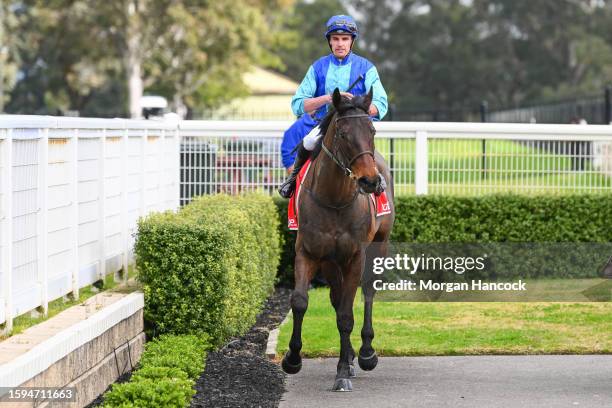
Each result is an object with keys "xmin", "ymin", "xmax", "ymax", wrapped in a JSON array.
[{"xmin": 288, "ymin": 158, "xmax": 391, "ymax": 230}]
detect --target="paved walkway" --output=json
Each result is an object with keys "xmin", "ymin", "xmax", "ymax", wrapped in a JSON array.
[
  {"xmin": 279, "ymin": 355, "xmax": 612, "ymax": 408},
  {"xmin": 0, "ymin": 291, "xmax": 127, "ymax": 364}
]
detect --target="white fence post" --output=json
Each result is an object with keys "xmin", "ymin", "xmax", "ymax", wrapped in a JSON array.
[
  {"xmin": 415, "ymin": 130, "xmax": 429, "ymax": 195},
  {"xmin": 37, "ymin": 129, "xmax": 49, "ymax": 315},
  {"xmin": 98, "ymin": 129, "xmax": 106, "ymax": 281},
  {"xmin": 158, "ymin": 130, "xmax": 165, "ymax": 211},
  {"xmin": 121, "ymin": 127, "xmax": 129, "ymax": 282},
  {"xmin": 175, "ymin": 127, "xmax": 181, "ymax": 211},
  {"xmin": 140, "ymin": 129, "xmax": 147, "ymax": 218},
  {"xmin": 70, "ymin": 129, "xmax": 79, "ymax": 299},
  {"xmin": 2, "ymin": 130, "xmax": 14, "ymax": 332}
]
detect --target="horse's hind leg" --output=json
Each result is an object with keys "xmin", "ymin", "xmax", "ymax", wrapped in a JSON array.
[
  {"xmin": 282, "ymin": 250, "xmax": 317, "ymax": 375},
  {"xmin": 359, "ymin": 240, "xmax": 388, "ymax": 371},
  {"xmin": 332, "ymin": 257, "xmax": 361, "ymax": 392}
]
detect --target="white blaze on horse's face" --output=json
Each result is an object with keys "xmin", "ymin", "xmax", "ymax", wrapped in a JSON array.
[{"xmin": 329, "ymin": 34, "xmax": 353, "ymax": 60}]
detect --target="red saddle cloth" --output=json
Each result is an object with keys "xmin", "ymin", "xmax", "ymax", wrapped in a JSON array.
[{"xmin": 288, "ymin": 159, "xmax": 391, "ymax": 231}]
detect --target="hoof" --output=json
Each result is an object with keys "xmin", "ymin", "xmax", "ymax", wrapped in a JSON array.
[
  {"xmin": 332, "ymin": 378, "xmax": 353, "ymax": 392},
  {"xmin": 349, "ymin": 364, "xmax": 356, "ymax": 378},
  {"xmin": 281, "ymin": 352, "xmax": 302, "ymax": 374},
  {"xmin": 358, "ymin": 351, "xmax": 378, "ymax": 371}
]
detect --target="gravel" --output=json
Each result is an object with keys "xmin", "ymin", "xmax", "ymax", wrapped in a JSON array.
[
  {"xmin": 87, "ymin": 287, "xmax": 292, "ymax": 408},
  {"xmin": 190, "ymin": 287, "xmax": 292, "ymax": 408}
]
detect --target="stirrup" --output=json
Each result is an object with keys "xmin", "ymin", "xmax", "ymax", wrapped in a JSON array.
[
  {"xmin": 278, "ymin": 177, "xmax": 296, "ymax": 198},
  {"xmin": 375, "ymin": 174, "xmax": 387, "ymax": 196},
  {"xmin": 279, "ymin": 143, "xmax": 310, "ymax": 198}
]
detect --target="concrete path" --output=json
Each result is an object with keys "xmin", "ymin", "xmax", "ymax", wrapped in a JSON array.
[
  {"xmin": 0, "ymin": 291, "xmax": 127, "ymax": 364},
  {"xmin": 279, "ymin": 355, "xmax": 612, "ymax": 408}
]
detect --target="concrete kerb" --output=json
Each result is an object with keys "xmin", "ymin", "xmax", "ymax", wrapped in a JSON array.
[
  {"xmin": 266, "ymin": 310, "xmax": 292, "ymax": 359},
  {"xmin": 0, "ymin": 292, "xmax": 145, "ymax": 407}
]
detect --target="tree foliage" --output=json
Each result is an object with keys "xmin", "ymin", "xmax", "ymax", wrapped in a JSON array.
[
  {"xmin": 5, "ymin": 1, "xmax": 612, "ymax": 116},
  {"xmin": 1, "ymin": 2, "xmax": 21, "ymax": 111},
  {"xmin": 4, "ymin": 0, "xmax": 293, "ymax": 116},
  {"xmin": 5, "ymin": 1, "xmax": 124, "ymax": 116},
  {"xmin": 346, "ymin": 0, "xmax": 612, "ymax": 112},
  {"xmin": 275, "ymin": 0, "xmax": 347, "ymax": 82}
]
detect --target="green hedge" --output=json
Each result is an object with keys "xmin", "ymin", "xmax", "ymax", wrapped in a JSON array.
[
  {"xmin": 103, "ymin": 334, "xmax": 209, "ymax": 408},
  {"xmin": 274, "ymin": 198, "xmax": 296, "ymax": 286},
  {"xmin": 275, "ymin": 194, "xmax": 612, "ymax": 280},
  {"xmin": 138, "ymin": 334, "xmax": 209, "ymax": 379},
  {"xmin": 136, "ymin": 193, "xmax": 281, "ymax": 344},
  {"xmin": 393, "ymin": 195, "xmax": 612, "ymax": 242}
]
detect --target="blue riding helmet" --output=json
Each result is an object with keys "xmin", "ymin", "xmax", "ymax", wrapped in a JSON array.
[{"xmin": 324, "ymin": 15, "xmax": 358, "ymax": 39}]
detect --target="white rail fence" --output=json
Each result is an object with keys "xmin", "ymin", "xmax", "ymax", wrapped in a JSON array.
[
  {"xmin": 1, "ymin": 116, "xmax": 180, "ymax": 331},
  {"xmin": 2, "ymin": 116, "xmax": 612, "ymax": 331},
  {"xmin": 179, "ymin": 120, "xmax": 612, "ymax": 200}
]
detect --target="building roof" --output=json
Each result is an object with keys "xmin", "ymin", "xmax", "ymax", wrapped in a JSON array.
[{"xmin": 243, "ymin": 66, "xmax": 299, "ymax": 95}]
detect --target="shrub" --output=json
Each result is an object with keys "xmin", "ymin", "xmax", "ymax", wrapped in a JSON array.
[
  {"xmin": 131, "ymin": 366, "xmax": 189, "ymax": 382},
  {"xmin": 392, "ymin": 194, "xmax": 612, "ymax": 243},
  {"xmin": 275, "ymin": 194, "xmax": 612, "ymax": 280},
  {"xmin": 138, "ymin": 334, "xmax": 209, "ymax": 380},
  {"xmin": 103, "ymin": 335, "xmax": 207, "ymax": 408},
  {"xmin": 135, "ymin": 211, "xmax": 230, "ymax": 341},
  {"xmin": 392, "ymin": 194, "xmax": 612, "ymax": 279},
  {"xmin": 103, "ymin": 378, "xmax": 195, "ymax": 408},
  {"xmin": 135, "ymin": 193, "xmax": 280, "ymax": 344},
  {"xmin": 273, "ymin": 197, "xmax": 295, "ymax": 286}
]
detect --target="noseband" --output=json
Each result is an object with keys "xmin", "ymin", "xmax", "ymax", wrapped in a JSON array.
[{"xmin": 321, "ymin": 112, "xmax": 374, "ymax": 178}]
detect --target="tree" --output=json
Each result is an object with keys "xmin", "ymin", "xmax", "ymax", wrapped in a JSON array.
[
  {"xmin": 276, "ymin": 0, "xmax": 348, "ymax": 82},
  {"xmin": 98, "ymin": 0, "xmax": 293, "ymax": 118},
  {"xmin": 0, "ymin": 1, "xmax": 21, "ymax": 112},
  {"xmin": 6, "ymin": 1, "xmax": 293, "ymax": 117},
  {"xmin": 350, "ymin": 0, "xmax": 612, "ymax": 115},
  {"xmin": 479, "ymin": 0, "xmax": 612, "ymax": 103},
  {"xmin": 5, "ymin": 1, "xmax": 125, "ymax": 116}
]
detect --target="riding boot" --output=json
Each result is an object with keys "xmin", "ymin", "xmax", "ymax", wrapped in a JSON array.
[
  {"xmin": 375, "ymin": 173, "xmax": 387, "ymax": 196},
  {"xmin": 279, "ymin": 142, "xmax": 311, "ymax": 198}
]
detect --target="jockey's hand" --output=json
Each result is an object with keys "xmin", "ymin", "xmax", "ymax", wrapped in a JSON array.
[
  {"xmin": 368, "ymin": 103, "xmax": 379, "ymax": 117},
  {"xmin": 339, "ymin": 92, "xmax": 354, "ymax": 100},
  {"xmin": 286, "ymin": 165, "xmax": 294, "ymax": 175}
]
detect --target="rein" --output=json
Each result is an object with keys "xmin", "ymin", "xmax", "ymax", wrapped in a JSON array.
[{"xmin": 305, "ymin": 110, "xmax": 374, "ymax": 210}]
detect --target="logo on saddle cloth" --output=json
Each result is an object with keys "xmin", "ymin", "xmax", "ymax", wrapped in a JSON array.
[{"xmin": 287, "ymin": 159, "xmax": 391, "ymax": 230}]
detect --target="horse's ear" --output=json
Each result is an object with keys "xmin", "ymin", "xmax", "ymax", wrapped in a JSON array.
[
  {"xmin": 362, "ymin": 87, "xmax": 374, "ymax": 111},
  {"xmin": 332, "ymin": 88, "xmax": 342, "ymax": 110}
]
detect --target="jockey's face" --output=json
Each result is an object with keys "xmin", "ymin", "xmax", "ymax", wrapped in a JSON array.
[{"xmin": 329, "ymin": 34, "xmax": 353, "ymax": 60}]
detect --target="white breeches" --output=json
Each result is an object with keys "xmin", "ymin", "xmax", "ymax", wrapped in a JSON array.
[{"xmin": 303, "ymin": 126, "xmax": 322, "ymax": 151}]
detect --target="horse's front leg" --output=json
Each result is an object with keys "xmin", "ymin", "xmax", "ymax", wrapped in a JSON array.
[
  {"xmin": 358, "ymin": 240, "xmax": 387, "ymax": 371},
  {"xmin": 325, "ymin": 262, "xmax": 356, "ymax": 379},
  {"xmin": 282, "ymin": 249, "xmax": 317, "ymax": 374},
  {"xmin": 333, "ymin": 254, "xmax": 362, "ymax": 392}
]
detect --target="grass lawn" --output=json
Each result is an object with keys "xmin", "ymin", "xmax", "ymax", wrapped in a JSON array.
[
  {"xmin": 241, "ymin": 138, "xmax": 610, "ymax": 195},
  {"xmin": 373, "ymin": 138, "xmax": 612, "ymax": 195},
  {"xmin": 276, "ymin": 287, "xmax": 612, "ymax": 357}
]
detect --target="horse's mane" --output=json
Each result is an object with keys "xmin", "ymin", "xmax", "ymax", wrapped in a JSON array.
[{"xmin": 311, "ymin": 94, "xmax": 370, "ymax": 159}]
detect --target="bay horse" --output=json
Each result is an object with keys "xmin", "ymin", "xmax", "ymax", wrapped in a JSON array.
[{"xmin": 281, "ymin": 88, "xmax": 395, "ymax": 392}]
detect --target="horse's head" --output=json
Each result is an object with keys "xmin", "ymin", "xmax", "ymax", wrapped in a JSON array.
[{"xmin": 326, "ymin": 87, "xmax": 382, "ymax": 194}]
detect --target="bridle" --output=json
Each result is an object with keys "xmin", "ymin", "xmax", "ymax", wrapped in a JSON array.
[
  {"xmin": 320, "ymin": 111, "xmax": 374, "ymax": 178},
  {"xmin": 302, "ymin": 109, "xmax": 376, "ymax": 211}
]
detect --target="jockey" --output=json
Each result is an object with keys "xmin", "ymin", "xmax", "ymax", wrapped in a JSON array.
[{"xmin": 278, "ymin": 14, "xmax": 389, "ymax": 198}]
